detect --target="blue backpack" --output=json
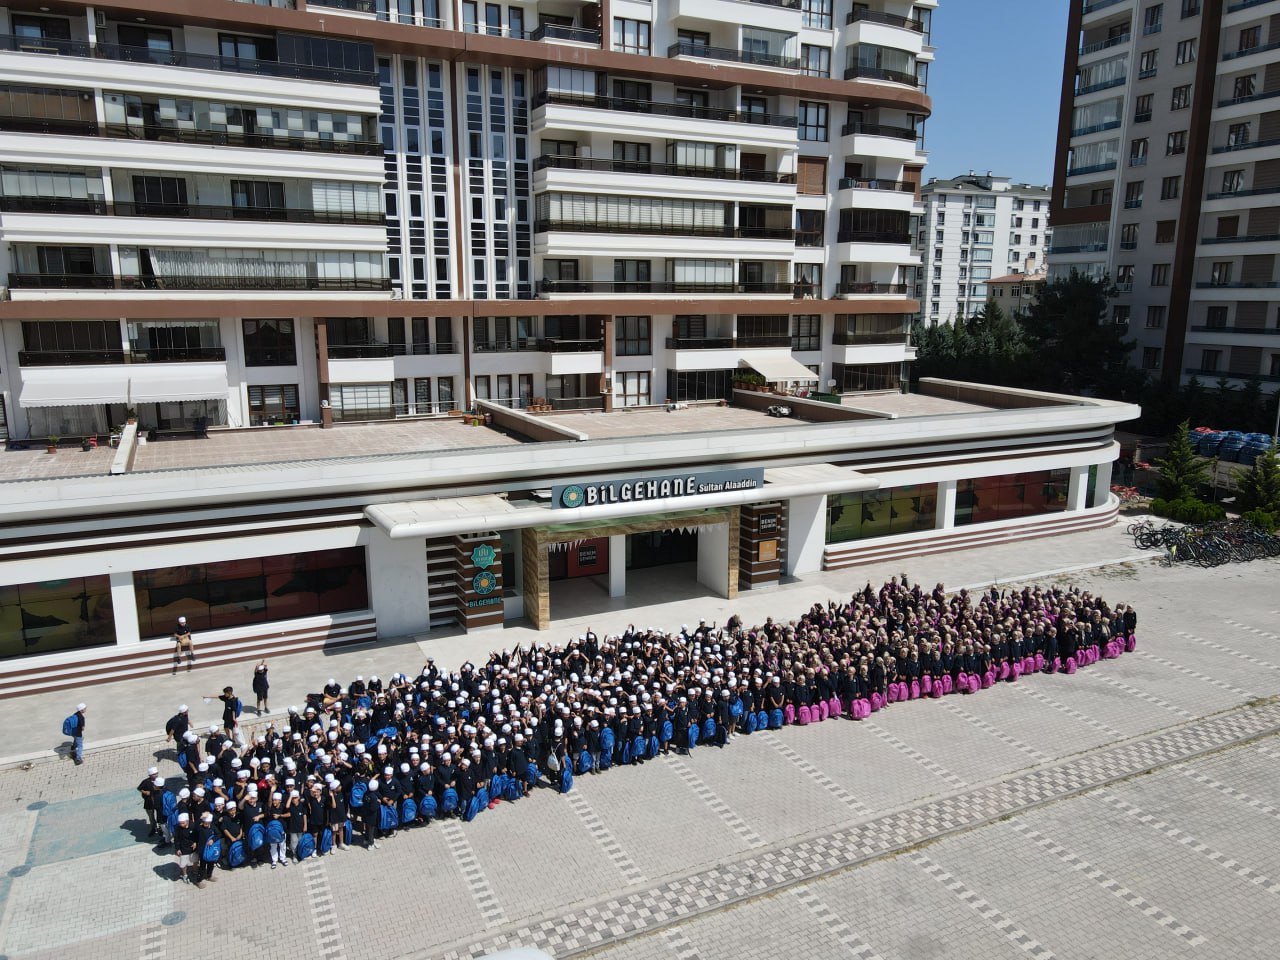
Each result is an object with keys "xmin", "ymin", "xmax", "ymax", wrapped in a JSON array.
[
  {"xmin": 731, "ymin": 698, "xmax": 744, "ymax": 720},
  {"xmin": 248, "ymin": 822, "xmax": 266, "ymax": 850},
  {"xmin": 756, "ymin": 710, "xmax": 769, "ymax": 731},
  {"xmin": 319, "ymin": 827, "xmax": 333, "ymax": 854},
  {"xmin": 524, "ymin": 762, "xmax": 539, "ymax": 786},
  {"xmin": 703, "ymin": 718, "xmax": 716, "ymax": 741},
  {"xmin": 160, "ymin": 791, "xmax": 178, "ymax": 819},
  {"xmin": 464, "ymin": 795, "xmax": 481, "ymax": 822},
  {"xmin": 769, "ymin": 708, "xmax": 784, "ymax": 730},
  {"xmin": 633, "ymin": 736, "xmax": 646, "ymax": 760},
  {"xmin": 578, "ymin": 750, "xmax": 592, "ymax": 774},
  {"xmin": 503, "ymin": 778, "xmax": 521, "ymax": 802},
  {"xmin": 662, "ymin": 720, "xmax": 674, "ymax": 743},
  {"xmin": 201, "ymin": 837, "xmax": 223, "ymax": 863},
  {"xmin": 267, "ymin": 819, "xmax": 285, "ymax": 844},
  {"xmin": 621, "ymin": 739, "xmax": 631, "ymax": 765},
  {"xmin": 379, "ymin": 803, "xmax": 399, "ymax": 831},
  {"xmin": 746, "ymin": 712, "xmax": 759, "ymax": 734},
  {"xmin": 419, "ymin": 795, "xmax": 437, "ymax": 819},
  {"xmin": 176, "ymin": 750, "xmax": 188, "ymax": 770},
  {"xmin": 228, "ymin": 839, "xmax": 246, "ymax": 868},
  {"xmin": 400, "ymin": 797, "xmax": 418, "ymax": 824},
  {"xmin": 649, "ymin": 735, "xmax": 660, "ymax": 758},
  {"xmin": 350, "ymin": 781, "xmax": 367, "ymax": 809},
  {"xmin": 442, "ymin": 787, "xmax": 459, "ymax": 814},
  {"xmin": 476, "ymin": 786, "xmax": 490, "ymax": 809},
  {"xmin": 559, "ymin": 766, "xmax": 573, "ymax": 794},
  {"xmin": 61, "ymin": 715, "xmax": 78, "ymax": 737},
  {"xmin": 600, "ymin": 728, "xmax": 616, "ymax": 755},
  {"xmin": 343, "ymin": 820, "xmax": 353, "ymax": 845},
  {"xmin": 233, "ymin": 698, "xmax": 242, "ymax": 718},
  {"xmin": 296, "ymin": 832, "xmax": 315, "ymax": 860},
  {"xmin": 687, "ymin": 723, "xmax": 700, "ymax": 749},
  {"xmin": 356, "ymin": 696, "xmax": 372, "ymax": 710}
]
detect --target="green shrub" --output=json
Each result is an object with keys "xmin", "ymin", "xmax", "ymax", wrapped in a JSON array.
[
  {"xmin": 1151, "ymin": 498, "xmax": 1226, "ymax": 523},
  {"xmin": 1241, "ymin": 509, "xmax": 1277, "ymax": 534}
]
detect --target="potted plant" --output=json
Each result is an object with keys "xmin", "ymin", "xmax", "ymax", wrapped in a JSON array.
[{"xmin": 46, "ymin": 435, "xmax": 60, "ymax": 453}]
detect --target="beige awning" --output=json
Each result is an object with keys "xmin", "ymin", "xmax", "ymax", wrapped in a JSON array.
[
  {"xmin": 742, "ymin": 351, "xmax": 821, "ymax": 382},
  {"xmin": 19, "ymin": 368, "xmax": 131, "ymax": 407},
  {"xmin": 129, "ymin": 368, "xmax": 228, "ymax": 403}
]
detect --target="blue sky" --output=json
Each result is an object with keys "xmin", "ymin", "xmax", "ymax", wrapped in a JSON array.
[{"xmin": 924, "ymin": 0, "xmax": 1070, "ymax": 186}]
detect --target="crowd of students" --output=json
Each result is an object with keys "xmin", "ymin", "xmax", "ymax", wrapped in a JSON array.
[{"xmin": 137, "ymin": 576, "xmax": 1138, "ymax": 887}]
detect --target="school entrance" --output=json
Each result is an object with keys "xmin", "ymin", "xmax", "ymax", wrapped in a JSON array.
[{"xmin": 522, "ymin": 508, "xmax": 740, "ymax": 630}]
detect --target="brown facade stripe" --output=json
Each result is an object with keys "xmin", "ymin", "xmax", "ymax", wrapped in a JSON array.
[
  {"xmin": 1049, "ymin": 1, "xmax": 1084, "ymax": 222},
  {"xmin": 0, "ymin": 505, "xmax": 367, "ymax": 545},
  {"xmin": 1166, "ymin": 0, "xmax": 1224, "ymax": 384},
  {"xmin": 1052, "ymin": 201, "xmax": 1111, "ymax": 226}
]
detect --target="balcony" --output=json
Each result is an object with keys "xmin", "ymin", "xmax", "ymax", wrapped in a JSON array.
[
  {"xmin": 843, "ymin": 65, "xmax": 919, "ymax": 86},
  {"xmin": 836, "ymin": 230, "xmax": 911, "ymax": 244},
  {"xmin": 1066, "ymin": 161, "xmax": 1118, "ymax": 176},
  {"xmin": 1080, "ymin": 33, "xmax": 1130, "ymax": 55},
  {"xmin": 0, "ymin": 196, "xmax": 383, "ymax": 225},
  {"xmin": 535, "ymin": 219, "xmax": 795, "ymax": 240},
  {"xmin": 532, "ymin": 91, "xmax": 798, "ymax": 128},
  {"xmin": 839, "ymin": 120, "xmax": 916, "ymax": 140},
  {"xmin": 1071, "ymin": 119, "xmax": 1122, "ymax": 136},
  {"xmin": 530, "ymin": 24, "xmax": 600, "ymax": 43},
  {"xmin": 666, "ymin": 336, "xmax": 791, "ymax": 349},
  {"xmin": 0, "ymin": 33, "xmax": 91, "ymax": 57},
  {"xmin": 832, "ymin": 330, "xmax": 909, "ymax": 345},
  {"xmin": 836, "ymin": 282, "xmax": 910, "ymax": 296},
  {"xmin": 539, "ymin": 338, "xmax": 604, "ymax": 352},
  {"xmin": 1050, "ymin": 242, "xmax": 1109, "ymax": 253},
  {"xmin": 327, "ymin": 343, "xmax": 394, "ymax": 359},
  {"xmin": 1223, "ymin": 40, "xmax": 1280, "ymax": 61},
  {"xmin": 533, "ymin": 155, "xmax": 795, "ymax": 183},
  {"xmin": 1082, "ymin": 0, "xmax": 1127, "ymax": 12},
  {"xmin": 0, "ymin": 116, "xmax": 98, "ymax": 136},
  {"xmin": 668, "ymin": 41, "xmax": 801, "ymax": 71},
  {"xmin": 8, "ymin": 273, "xmax": 391, "ymax": 291},
  {"xmin": 1201, "ymin": 233, "xmax": 1280, "ymax": 244},
  {"xmin": 1194, "ymin": 281, "xmax": 1280, "ymax": 289},
  {"xmin": 845, "ymin": 9, "xmax": 925, "ymax": 30},
  {"xmin": 837, "ymin": 177, "xmax": 916, "ymax": 193},
  {"xmin": 100, "ymin": 123, "xmax": 381, "ymax": 156},
  {"xmin": 1190, "ymin": 324, "xmax": 1278, "ymax": 334},
  {"xmin": 1207, "ymin": 185, "xmax": 1280, "ymax": 199},
  {"xmin": 1212, "ymin": 136, "xmax": 1280, "ymax": 154},
  {"xmin": 1217, "ymin": 88, "xmax": 1280, "ymax": 107},
  {"xmin": 538, "ymin": 280, "xmax": 795, "ymax": 295},
  {"xmin": 1076, "ymin": 77, "xmax": 1128, "ymax": 95},
  {"xmin": 18, "ymin": 347, "xmax": 227, "ymax": 366},
  {"xmin": 1226, "ymin": 0, "xmax": 1273, "ymax": 11},
  {"xmin": 1185, "ymin": 368, "xmax": 1280, "ymax": 383},
  {"xmin": 8, "ymin": 272, "xmax": 115, "ymax": 289},
  {"xmin": 94, "ymin": 43, "xmax": 378, "ymax": 86},
  {"xmin": 474, "ymin": 339, "xmax": 543, "ymax": 353},
  {"xmin": 308, "ymin": 0, "xmax": 376, "ymax": 10}
]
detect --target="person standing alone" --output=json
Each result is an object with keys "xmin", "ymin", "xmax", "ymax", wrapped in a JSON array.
[
  {"xmin": 173, "ymin": 617, "xmax": 196, "ymax": 673},
  {"xmin": 252, "ymin": 660, "xmax": 270, "ymax": 715},
  {"xmin": 65, "ymin": 703, "xmax": 87, "ymax": 764}
]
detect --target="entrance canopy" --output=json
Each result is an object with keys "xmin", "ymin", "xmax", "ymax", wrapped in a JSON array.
[{"xmin": 742, "ymin": 351, "xmax": 821, "ymax": 382}]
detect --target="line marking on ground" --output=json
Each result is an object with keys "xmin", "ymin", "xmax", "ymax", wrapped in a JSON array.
[
  {"xmin": 761, "ymin": 732, "xmax": 875, "ymax": 818},
  {"xmin": 866, "ymin": 721, "xmax": 968, "ymax": 790},
  {"xmin": 564, "ymin": 788, "xmax": 647, "ymax": 887},
  {"xmin": 440, "ymin": 818, "xmax": 509, "ymax": 928},
  {"xmin": 665, "ymin": 754, "xmax": 764, "ymax": 848},
  {"xmin": 792, "ymin": 886, "xmax": 885, "ymax": 960},
  {"xmin": 302, "ymin": 855, "xmax": 346, "ymax": 960}
]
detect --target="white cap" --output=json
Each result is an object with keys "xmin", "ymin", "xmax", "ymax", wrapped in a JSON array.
[
  {"xmin": 77, "ymin": 703, "xmax": 86, "ymax": 711},
  {"xmin": 152, "ymin": 777, "xmax": 163, "ymax": 787},
  {"xmin": 147, "ymin": 766, "xmax": 159, "ymax": 775},
  {"xmin": 178, "ymin": 617, "xmax": 187, "ymax": 624},
  {"xmin": 179, "ymin": 704, "xmax": 188, "ymax": 713}
]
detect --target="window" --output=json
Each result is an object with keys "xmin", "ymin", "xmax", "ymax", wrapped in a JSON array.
[
  {"xmin": 802, "ymin": 0, "xmax": 832, "ymax": 30},
  {"xmin": 1211, "ymin": 261, "xmax": 1233, "ymax": 284},
  {"xmin": 242, "ymin": 318, "xmax": 296, "ymax": 366},
  {"xmin": 1011, "ymin": 233, "xmax": 1023, "ymax": 245},
  {"xmin": 1113, "ymin": 305, "xmax": 1131, "ymax": 326},
  {"xmin": 1139, "ymin": 49, "xmax": 1158, "ymax": 78},
  {"xmin": 1200, "ymin": 349, "xmax": 1221, "ymax": 372},
  {"xmin": 797, "ymin": 101, "xmax": 828, "ymax": 142},
  {"xmin": 1156, "ymin": 220, "xmax": 1177, "ymax": 243},
  {"xmin": 1206, "ymin": 306, "xmax": 1228, "ymax": 328},
  {"xmin": 1151, "ymin": 263, "xmax": 1170, "ymax": 285},
  {"xmin": 615, "ymin": 315, "xmax": 650, "ymax": 356},
  {"xmin": 1134, "ymin": 94, "xmax": 1153, "ymax": 122},
  {"xmin": 934, "ymin": 248, "xmax": 942, "ymax": 262},
  {"xmin": 1143, "ymin": 4, "xmax": 1163, "ymax": 34},
  {"xmin": 1228, "ymin": 122, "xmax": 1251, "ymax": 147},
  {"xmin": 1181, "ymin": 0, "xmax": 1199, "ymax": 15},
  {"xmin": 1166, "ymin": 130, "xmax": 1186, "ymax": 155},
  {"xmin": 1142, "ymin": 346, "xmax": 1162, "ymax": 370},
  {"xmin": 1175, "ymin": 39, "xmax": 1196, "ymax": 64},
  {"xmin": 1221, "ymin": 169, "xmax": 1244, "ymax": 194},
  {"xmin": 792, "ymin": 315, "xmax": 821, "ymax": 351},
  {"xmin": 1146, "ymin": 305, "xmax": 1166, "ymax": 328},
  {"xmin": 1120, "ymin": 223, "xmax": 1139, "ymax": 248},
  {"xmin": 1233, "ymin": 75, "xmax": 1257, "ymax": 100},
  {"xmin": 826, "ymin": 483, "xmax": 938, "ymax": 542},
  {"xmin": 1161, "ymin": 175, "xmax": 1180, "ymax": 200},
  {"xmin": 612, "ymin": 18, "xmax": 650, "ymax": 55},
  {"xmin": 801, "ymin": 44, "xmax": 830, "ymax": 78},
  {"xmin": 615, "ymin": 371, "xmax": 650, "ymax": 408},
  {"xmin": 230, "ymin": 179, "xmax": 285, "ymax": 215},
  {"xmin": 1171, "ymin": 84, "xmax": 1191, "ymax": 110},
  {"xmin": 247, "ymin": 385, "xmax": 299, "ymax": 426},
  {"xmin": 1, "ymin": 574, "xmax": 115, "ymax": 659},
  {"xmin": 1117, "ymin": 264, "xmax": 1135, "ymax": 286},
  {"xmin": 1124, "ymin": 181, "xmax": 1144, "ymax": 208},
  {"xmin": 1239, "ymin": 26, "xmax": 1261, "ymax": 53},
  {"xmin": 1271, "ymin": 354, "xmax": 1280, "ymax": 378},
  {"xmin": 1216, "ymin": 215, "xmax": 1240, "ymax": 238},
  {"xmin": 132, "ymin": 175, "xmax": 188, "ymax": 215},
  {"xmin": 796, "ymin": 156, "xmax": 827, "ymax": 196},
  {"xmin": 796, "ymin": 209, "xmax": 825, "ymax": 246},
  {"xmin": 1130, "ymin": 138, "xmax": 1149, "ymax": 165}
]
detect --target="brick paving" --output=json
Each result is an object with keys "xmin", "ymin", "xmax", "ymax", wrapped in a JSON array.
[{"xmin": 2, "ymin": 551, "xmax": 1279, "ymax": 960}]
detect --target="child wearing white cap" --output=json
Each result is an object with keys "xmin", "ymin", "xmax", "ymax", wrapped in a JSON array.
[{"xmin": 172, "ymin": 616, "xmax": 195, "ymax": 673}]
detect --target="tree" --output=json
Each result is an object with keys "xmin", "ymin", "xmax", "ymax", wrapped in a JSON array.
[
  {"xmin": 1154, "ymin": 420, "xmax": 1210, "ymax": 502},
  {"xmin": 1018, "ymin": 271, "xmax": 1134, "ymax": 394},
  {"xmin": 1237, "ymin": 443, "xmax": 1280, "ymax": 515}
]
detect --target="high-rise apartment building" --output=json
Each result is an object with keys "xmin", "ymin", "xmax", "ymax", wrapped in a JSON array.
[
  {"xmin": 916, "ymin": 173, "xmax": 1050, "ymax": 324},
  {"xmin": 1050, "ymin": 0, "xmax": 1280, "ymax": 387},
  {"xmin": 0, "ymin": 0, "xmax": 937, "ymax": 441}
]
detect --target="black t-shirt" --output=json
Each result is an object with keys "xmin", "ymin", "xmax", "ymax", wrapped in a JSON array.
[
  {"xmin": 174, "ymin": 824, "xmax": 197, "ymax": 855},
  {"xmin": 219, "ymin": 694, "xmax": 238, "ymax": 727}
]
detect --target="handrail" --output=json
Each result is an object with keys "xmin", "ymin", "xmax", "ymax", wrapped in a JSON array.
[
  {"xmin": 532, "ymin": 90, "xmax": 798, "ymax": 128},
  {"xmin": 535, "ymin": 219, "xmax": 795, "ymax": 239},
  {"xmin": 668, "ymin": 40, "xmax": 802, "ymax": 71},
  {"xmin": 840, "ymin": 120, "xmax": 916, "ymax": 140},
  {"xmin": 533, "ymin": 154, "xmax": 795, "ymax": 183}
]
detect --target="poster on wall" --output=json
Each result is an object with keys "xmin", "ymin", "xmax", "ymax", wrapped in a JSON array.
[{"xmin": 758, "ymin": 539, "xmax": 778, "ymax": 562}]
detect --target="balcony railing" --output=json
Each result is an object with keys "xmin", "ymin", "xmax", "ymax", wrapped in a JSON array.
[
  {"xmin": 666, "ymin": 336, "xmax": 791, "ymax": 349},
  {"xmin": 1133, "ymin": 110, "xmax": 1152, "ymax": 122},
  {"xmin": 845, "ymin": 9, "xmax": 925, "ymax": 30},
  {"xmin": 0, "ymin": 116, "xmax": 98, "ymax": 136},
  {"xmin": 795, "ymin": 230, "xmax": 824, "ymax": 247},
  {"xmin": 1071, "ymin": 119, "xmax": 1122, "ymax": 136},
  {"xmin": 102, "ymin": 123, "xmax": 381, "ymax": 155},
  {"xmin": 535, "ymin": 219, "xmax": 795, "ymax": 240},
  {"xmin": 0, "ymin": 33, "xmax": 91, "ymax": 56},
  {"xmin": 836, "ymin": 282, "xmax": 910, "ymax": 295},
  {"xmin": 838, "ymin": 177, "xmax": 916, "ymax": 193},
  {"xmin": 94, "ymin": 43, "xmax": 377, "ymax": 85},
  {"xmin": 1076, "ymin": 77, "xmax": 1127, "ymax": 94},
  {"xmin": 549, "ymin": 396, "xmax": 605, "ymax": 411},
  {"xmin": 111, "ymin": 201, "xmax": 384, "ymax": 225},
  {"xmin": 832, "ymin": 330, "xmax": 909, "ymax": 345},
  {"xmin": 539, "ymin": 338, "xmax": 604, "ymax": 353},
  {"xmin": 1082, "ymin": 0, "xmax": 1126, "ymax": 12},
  {"xmin": 7, "ymin": 272, "xmax": 392, "ymax": 291},
  {"xmin": 1207, "ymin": 185, "xmax": 1280, "ymax": 199},
  {"xmin": 1201, "ymin": 233, "xmax": 1280, "ymax": 244},
  {"xmin": 743, "ymin": 0, "xmax": 801, "ymax": 8},
  {"xmin": 530, "ymin": 24, "xmax": 600, "ymax": 43},
  {"xmin": 1212, "ymin": 136, "xmax": 1280, "ymax": 155},
  {"xmin": 19, "ymin": 346, "xmax": 229, "ymax": 365},
  {"xmin": 0, "ymin": 196, "xmax": 107, "ymax": 215},
  {"xmin": 1050, "ymin": 242, "xmax": 1109, "ymax": 253},
  {"xmin": 308, "ymin": 0, "xmax": 375, "ymax": 11},
  {"xmin": 1226, "ymin": 0, "xmax": 1273, "ymax": 12},
  {"xmin": 668, "ymin": 40, "xmax": 802, "ymax": 71},
  {"xmin": 836, "ymin": 230, "xmax": 911, "ymax": 244},
  {"xmin": 533, "ymin": 154, "xmax": 795, "ymax": 183},
  {"xmin": 1224, "ymin": 40, "xmax": 1280, "ymax": 60},
  {"xmin": 328, "ymin": 343, "xmax": 394, "ymax": 359},
  {"xmin": 1194, "ymin": 281, "xmax": 1280, "ymax": 289},
  {"xmin": 1185, "ymin": 367, "xmax": 1280, "ymax": 383},
  {"xmin": 1080, "ymin": 32, "xmax": 1130, "ymax": 55},
  {"xmin": 840, "ymin": 120, "xmax": 917, "ymax": 140},
  {"xmin": 843, "ymin": 65, "xmax": 919, "ymax": 86},
  {"xmin": 1189, "ymin": 324, "xmax": 1273, "ymax": 334},
  {"xmin": 537, "ymin": 280, "xmax": 795, "ymax": 295},
  {"xmin": 474, "ymin": 339, "xmax": 543, "ymax": 353},
  {"xmin": 532, "ymin": 91, "xmax": 798, "ymax": 128},
  {"xmin": 1066, "ymin": 161, "xmax": 1118, "ymax": 176},
  {"xmin": 1218, "ymin": 88, "xmax": 1280, "ymax": 107}
]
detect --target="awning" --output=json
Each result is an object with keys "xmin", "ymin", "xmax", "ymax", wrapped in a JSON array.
[
  {"xmin": 742, "ymin": 351, "xmax": 821, "ymax": 382},
  {"xmin": 19, "ymin": 368, "xmax": 131, "ymax": 408},
  {"xmin": 129, "ymin": 369, "xmax": 228, "ymax": 403}
]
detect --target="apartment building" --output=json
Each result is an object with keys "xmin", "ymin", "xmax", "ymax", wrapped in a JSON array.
[
  {"xmin": 1050, "ymin": 0, "xmax": 1280, "ymax": 388},
  {"xmin": 0, "ymin": 0, "xmax": 938, "ymax": 442},
  {"xmin": 916, "ymin": 172, "xmax": 1051, "ymax": 324}
]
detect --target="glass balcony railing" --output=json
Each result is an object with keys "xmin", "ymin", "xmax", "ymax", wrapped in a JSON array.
[
  {"xmin": 668, "ymin": 40, "xmax": 802, "ymax": 71},
  {"xmin": 533, "ymin": 91, "xmax": 798, "ymax": 128}
]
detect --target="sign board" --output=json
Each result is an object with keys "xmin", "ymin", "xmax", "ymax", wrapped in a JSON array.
[
  {"xmin": 758, "ymin": 539, "xmax": 778, "ymax": 562},
  {"xmin": 553, "ymin": 468, "xmax": 764, "ymax": 509},
  {"xmin": 466, "ymin": 597, "xmax": 502, "ymax": 609},
  {"xmin": 758, "ymin": 512, "xmax": 779, "ymax": 534},
  {"xmin": 578, "ymin": 544, "xmax": 598, "ymax": 565}
]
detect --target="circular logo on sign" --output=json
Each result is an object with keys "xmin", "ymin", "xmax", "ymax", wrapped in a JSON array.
[
  {"xmin": 560, "ymin": 485, "xmax": 586, "ymax": 508},
  {"xmin": 470, "ymin": 543, "xmax": 496, "ymax": 569},
  {"xmin": 472, "ymin": 571, "xmax": 498, "ymax": 596}
]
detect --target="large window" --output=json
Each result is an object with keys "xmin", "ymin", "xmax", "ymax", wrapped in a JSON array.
[
  {"xmin": 134, "ymin": 547, "xmax": 368, "ymax": 637},
  {"xmin": 954, "ymin": 469, "xmax": 1069, "ymax": 526},
  {"xmin": 797, "ymin": 101, "xmax": 828, "ymax": 142},
  {"xmin": 0, "ymin": 575, "xmax": 115, "ymax": 660},
  {"xmin": 802, "ymin": 0, "xmax": 832, "ymax": 29},
  {"xmin": 22, "ymin": 320, "xmax": 123, "ymax": 362},
  {"xmin": 667, "ymin": 369, "xmax": 733, "ymax": 402},
  {"xmin": 612, "ymin": 18, "xmax": 650, "ymax": 55},
  {"xmin": 826, "ymin": 484, "xmax": 938, "ymax": 543},
  {"xmin": 832, "ymin": 362, "xmax": 900, "ymax": 392},
  {"xmin": 247, "ymin": 384, "xmax": 300, "ymax": 425},
  {"xmin": 616, "ymin": 371, "xmax": 650, "ymax": 407},
  {"xmin": 616, "ymin": 315, "xmax": 651, "ymax": 356},
  {"xmin": 242, "ymin": 318, "xmax": 296, "ymax": 366},
  {"xmin": 792, "ymin": 315, "xmax": 820, "ymax": 351}
]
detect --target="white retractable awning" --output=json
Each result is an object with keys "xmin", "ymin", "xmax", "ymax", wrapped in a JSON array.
[
  {"xmin": 129, "ymin": 368, "xmax": 228, "ymax": 403},
  {"xmin": 742, "ymin": 351, "xmax": 821, "ymax": 382},
  {"xmin": 19, "ymin": 368, "xmax": 131, "ymax": 408}
]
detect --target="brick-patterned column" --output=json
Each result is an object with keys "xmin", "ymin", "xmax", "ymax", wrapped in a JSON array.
[
  {"xmin": 726, "ymin": 505, "xmax": 740, "ymax": 600},
  {"xmin": 738, "ymin": 502, "xmax": 782, "ymax": 590},
  {"xmin": 314, "ymin": 318, "xmax": 333, "ymax": 428},
  {"xmin": 454, "ymin": 532, "xmax": 504, "ymax": 631},
  {"xmin": 522, "ymin": 527, "xmax": 550, "ymax": 631}
]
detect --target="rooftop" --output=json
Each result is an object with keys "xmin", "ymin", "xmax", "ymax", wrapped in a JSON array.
[
  {"xmin": 840, "ymin": 392, "xmax": 997, "ymax": 417},
  {"xmin": 546, "ymin": 403, "xmax": 818, "ymax": 440}
]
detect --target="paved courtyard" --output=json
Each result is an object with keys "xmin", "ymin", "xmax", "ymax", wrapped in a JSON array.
[{"xmin": 1, "ymin": 530, "xmax": 1278, "ymax": 959}]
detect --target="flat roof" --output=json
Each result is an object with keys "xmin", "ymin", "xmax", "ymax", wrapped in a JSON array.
[
  {"xmin": 546, "ymin": 404, "xmax": 818, "ymax": 440},
  {"xmin": 0, "ymin": 443, "xmax": 119, "ymax": 482},
  {"xmin": 839, "ymin": 392, "xmax": 997, "ymax": 417}
]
